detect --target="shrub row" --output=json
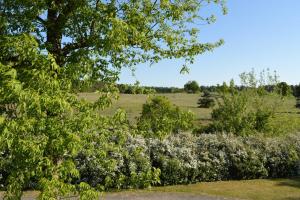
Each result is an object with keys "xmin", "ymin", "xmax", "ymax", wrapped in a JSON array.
[
  {"xmin": 1, "ymin": 131, "xmax": 299, "ymax": 191},
  {"xmin": 76, "ymin": 131, "xmax": 300, "ymax": 189}
]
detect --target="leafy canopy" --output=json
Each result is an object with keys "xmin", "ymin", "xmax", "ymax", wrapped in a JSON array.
[
  {"xmin": 1, "ymin": 0, "xmax": 226, "ymax": 79},
  {"xmin": 184, "ymin": 80, "xmax": 200, "ymax": 93},
  {"xmin": 0, "ymin": 0, "xmax": 226, "ymax": 198}
]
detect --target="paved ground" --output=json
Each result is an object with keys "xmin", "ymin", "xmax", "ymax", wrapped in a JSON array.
[{"xmin": 0, "ymin": 192, "xmax": 236, "ymax": 200}]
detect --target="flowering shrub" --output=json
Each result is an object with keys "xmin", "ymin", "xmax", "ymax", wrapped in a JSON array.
[
  {"xmin": 148, "ymin": 132, "xmax": 300, "ymax": 185},
  {"xmin": 74, "ymin": 110, "xmax": 160, "ymax": 191},
  {"xmin": 265, "ymin": 134, "xmax": 300, "ymax": 178}
]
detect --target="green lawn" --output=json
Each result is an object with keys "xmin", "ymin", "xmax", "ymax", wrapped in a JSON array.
[
  {"xmin": 148, "ymin": 178, "xmax": 300, "ymax": 200},
  {"xmin": 2, "ymin": 178, "xmax": 299, "ymax": 199}
]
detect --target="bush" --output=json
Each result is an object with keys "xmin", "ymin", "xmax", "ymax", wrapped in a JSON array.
[
  {"xmin": 209, "ymin": 71, "xmax": 288, "ymax": 136},
  {"xmin": 197, "ymin": 91, "xmax": 215, "ymax": 108},
  {"xmin": 75, "ymin": 110, "xmax": 160, "ymax": 190},
  {"xmin": 149, "ymin": 133, "xmax": 199, "ymax": 185},
  {"xmin": 265, "ymin": 135, "xmax": 300, "ymax": 178},
  {"xmin": 147, "ymin": 132, "xmax": 300, "ymax": 185},
  {"xmin": 53, "ymin": 130, "xmax": 300, "ymax": 190},
  {"xmin": 137, "ymin": 96, "xmax": 194, "ymax": 139}
]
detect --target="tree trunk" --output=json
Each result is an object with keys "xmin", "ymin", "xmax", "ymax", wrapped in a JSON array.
[{"xmin": 46, "ymin": 8, "xmax": 63, "ymax": 67}]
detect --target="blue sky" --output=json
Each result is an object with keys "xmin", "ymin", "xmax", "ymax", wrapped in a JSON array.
[{"xmin": 118, "ymin": 0, "xmax": 300, "ymax": 87}]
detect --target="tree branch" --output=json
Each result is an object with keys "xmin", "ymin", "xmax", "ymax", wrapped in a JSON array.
[{"xmin": 36, "ymin": 16, "xmax": 46, "ymax": 25}]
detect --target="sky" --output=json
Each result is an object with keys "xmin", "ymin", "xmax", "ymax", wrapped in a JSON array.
[{"xmin": 118, "ymin": 0, "xmax": 300, "ymax": 87}]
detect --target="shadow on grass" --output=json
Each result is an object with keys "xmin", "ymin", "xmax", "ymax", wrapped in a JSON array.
[
  {"xmin": 276, "ymin": 111, "xmax": 300, "ymax": 115},
  {"xmin": 276, "ymin": 178, "xmax": 300, "ymax": 189}
]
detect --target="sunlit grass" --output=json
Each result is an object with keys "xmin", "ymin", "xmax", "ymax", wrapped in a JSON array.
[
  {"xmin": 148, "ymin": 178, "xmax": 300, "ymax": 200},
  {"xmin": 78, "ymin": 93, "xmax": 300, "ymax": 133}
]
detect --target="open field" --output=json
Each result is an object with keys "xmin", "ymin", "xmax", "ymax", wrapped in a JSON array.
[
  {"xmin": 78, "ymin": 93, "xmax": 212, "ymax": 124},
  {"xmin": 2, "ymin": 178, "xmax": 299, "ymax": 200},
  {"xmin": 78, "ymin": 93, "xmax": 300, "ymax": 130}
]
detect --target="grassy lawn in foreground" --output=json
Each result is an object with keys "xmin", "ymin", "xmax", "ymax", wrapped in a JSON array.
[
  {"xmin": 148, "ymin": 178, "xmax": 300, "ymax": 200},
  {"xmin": 1, "ymin": 178, "xmax": 299, "ymax": 199}
]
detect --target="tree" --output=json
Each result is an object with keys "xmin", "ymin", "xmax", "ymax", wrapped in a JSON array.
[
  {"xmin": 1, "ymin": 0, "xmax": 227, "ymax": 83},
  {"xmin": 276, "ymin": 82, "xmax": 291, "ymax": 97},
  {"xmin": 184, "ymin": 81, "xmax": 200, "ymax": 93},
  {"xmin": 294, "ymin": 84, "xmax": 300, "ymax": 97},
  {"xmin": 0, "ymin": 0, "xmax": 227, "ymax": 198}
]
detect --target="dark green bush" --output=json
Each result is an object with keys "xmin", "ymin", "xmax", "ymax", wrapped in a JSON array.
[
  {"xmin": 296, "ymin": 98, "xmax": 300, "ymax": 108},
  {"xmin": 197, "ymin": 91, "xmax": 215, "ymax": 108}
]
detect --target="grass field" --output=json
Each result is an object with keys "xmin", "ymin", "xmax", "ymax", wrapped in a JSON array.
[
  {"xmin": 78, "ymin": 93, "xmax": 300, "ymax": 131},
  {"xmin": 78, "ymin": 93, "xmax": 212, "ymax": 124},
  {"xmin": 148, "ymin": 178, "xmax": 300, "ymax": 200},
  {"xmin": 1, "ymin": 178, "xmax": 299, "ymax": 199}
]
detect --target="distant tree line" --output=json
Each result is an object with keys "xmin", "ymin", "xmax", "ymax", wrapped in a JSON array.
[
  {"xmin": 77, "ymin": 80, "xmax": 300, "ymax": 97},
  {"xmin": 117, "ymin": 83, "xmax": 184, "ymax": 94},
  {"xmin": 291, "ymin": 84, "xmax": 300, "ymax": 97}
]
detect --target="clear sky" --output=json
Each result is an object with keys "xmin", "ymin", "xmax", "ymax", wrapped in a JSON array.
[{"xmin": 118, "ymin": 0, "xmax": 300, "ymax": 87}]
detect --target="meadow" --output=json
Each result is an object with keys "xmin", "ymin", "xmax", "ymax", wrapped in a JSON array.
[{"xmin": 78, "ymin": 92, "xmax": 300, "ymax": 130}]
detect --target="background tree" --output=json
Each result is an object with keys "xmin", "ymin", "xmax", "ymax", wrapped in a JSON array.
[
  {"xmin": 276, "ymin": 82, "xmax": 292, "ymax": 97},
  {"xmin": 292, "ymin": 84, "xmax": 300, "ymax": 97},
  {"xmin": 184, "ymin": 80, "xmax": 200, "ymax": 93}
]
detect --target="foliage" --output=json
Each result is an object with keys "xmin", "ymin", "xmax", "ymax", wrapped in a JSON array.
[
  {"xmin": 276, "ymin": 82, "xmax": 292, "ymax": 97},
  {"xmin": 1, "ymin": 0, "xmax": 227, "ymax": 83},
  {"xmin": 137, "ymin": 96, "xmax": 194, "ymax": 139},
  {"xmin": 265, "ymin": 134, "xmax": 300, "ymax": 178},
  {"xmin": 197, "ymin": 91, "xmax": 215, "ymax": 108},
  {"xmin": 117, "ymin": 83, "xmax": 156, "ymax": 94},
  {"xmin": 0, "ymin": 34, "xmax": 100, "ymax": 199},
  {"xmin": 149, "ymin": 132, "xmax": 300, "ymax": 185},
  {"xmin": 75, "ymin": 110, "xmax": 160, "ymax": 190},
  {"xmin": 0, "ymin": 0, "xmax": 227, "ymax": 197},
  {"xmin": 210, "ymin": 70, "xmax": 287, "ymax": 136},
  {"xmin": 296, "ymin": 98, "xmax": 300, "ymax": 108},
  {"xmin": 291, "ymin": 84, "xmax": 300, "ymax": 97},
  {"xmin": 184, "ymin": 81, "xmax": 200, "ymax": 93}
]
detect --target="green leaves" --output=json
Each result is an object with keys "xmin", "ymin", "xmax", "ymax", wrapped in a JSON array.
[
  {"xmin": 2, "ymin": 0, "xmax": 227, "ymax": 85},
  {"xmin": 209, "ymin": 70, "xmax": 290, "ymax": 136},
  {"xmin": 0, "ymin": 34, "xmax": 101, "ymax": 198},
  {"xmin": 137, "ymin": 96, "xmax": 194, "ymax": 139},
  {"xmin": 0, "ymin": 0, "xmax": 228, "ymax": 197}
]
